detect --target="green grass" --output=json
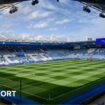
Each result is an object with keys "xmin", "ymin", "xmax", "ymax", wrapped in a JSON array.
[{"xmin": 0, "ymin": 59, "xmax": 105, "ymax": 104}]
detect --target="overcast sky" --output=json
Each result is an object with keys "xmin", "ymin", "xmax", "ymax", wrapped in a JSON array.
[{"xmin": 0, "ymin": 0, "xmax": 105, "ymax": 42}]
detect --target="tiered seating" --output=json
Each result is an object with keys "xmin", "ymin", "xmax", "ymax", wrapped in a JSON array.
[
  {"xmin": 46, "ymin": 49, "xmax": 70, "ymax": 60},
  {"xmin": 68, "ymin": 48, "xmax": 105, "ymax": 60},
  {"xmin": 0, "ymin": 57, "xmax": 9, "ymax": 66},
  {"xmin": 0, "ymin": 47, "xmax": 105, "ymax": 66},
  {"xmin": 92, "ymin": 48, "xmax": 105, "ymax": 60}
]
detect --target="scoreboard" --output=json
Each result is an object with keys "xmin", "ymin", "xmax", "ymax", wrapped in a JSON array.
[{"xmin": 96, "ymin": 38, "xmax": 105, "ymax": 45}]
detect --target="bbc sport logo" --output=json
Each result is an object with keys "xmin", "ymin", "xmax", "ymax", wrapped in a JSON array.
[{"xmin": 0, "ymin": 90, "xmax": 16, "ymax": 97}]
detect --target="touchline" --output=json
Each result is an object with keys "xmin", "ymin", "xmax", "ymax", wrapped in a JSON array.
[{"xmin": 0, "ymin": 90, "xmax": 16, "ymax": 97}]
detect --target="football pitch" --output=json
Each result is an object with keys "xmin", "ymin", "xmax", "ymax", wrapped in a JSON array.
[{"xmin": 0, "ymin": 59, "xmax": 105, "ymax": 104}]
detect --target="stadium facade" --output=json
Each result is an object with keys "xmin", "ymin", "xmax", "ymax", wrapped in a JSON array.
[{"xmin": 0, "ymin": 39, "xmax": 105, "ymax": 104}]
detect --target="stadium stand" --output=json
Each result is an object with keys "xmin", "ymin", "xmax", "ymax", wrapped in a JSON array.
[{"xmin": 0, "ymin": 40, "xmax": 105, "ymax": 66}]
